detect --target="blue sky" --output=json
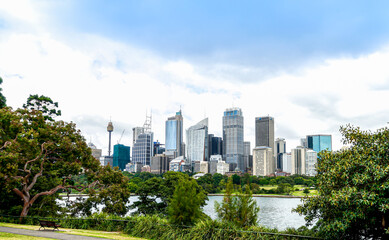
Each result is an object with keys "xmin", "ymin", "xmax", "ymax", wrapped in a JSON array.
[
  {"xmin": 49, "ymin": 1, "xmax": 389, "ymax": 64},
  {"xmin": 1, "ymin": 1, "xmax": 389, "ymax": 152}
]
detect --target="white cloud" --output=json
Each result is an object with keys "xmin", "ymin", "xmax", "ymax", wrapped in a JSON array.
[{"xmin": 1, "ymin": 2, "xmax": 389, "ymax": 155}]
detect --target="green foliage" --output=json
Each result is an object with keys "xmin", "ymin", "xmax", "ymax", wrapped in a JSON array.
[
  {"xmin": 277, "ymin": 183, "xmax": 293, "ymax": 195},
  {"xmin": 295, "ymin": 125, "xmax": 389, "ymax": 239},
  {"xmin": 0, "ymin": 107, "xmax": 130, "ymax": 218},
  {"xmin": 23, "ymin": 94, "xmax": 61, "ymax": 121},
  {"xmin": 0, "ymin": 107, "xmax": 100, "ymax": 217},
  {"xmin": 168, "ymin": 178, "xmax": 208, "ymax": 226},
  {"xmin": 0, "ymin": 76, "xmax": 6, "ymax": 108},
  {"xmin": 131, "ymin": 171, "xmax": 208, "ymax": 216},
  {"xmin": 215, "ymin": 178, "xmax": 260, "ymax": 228}
]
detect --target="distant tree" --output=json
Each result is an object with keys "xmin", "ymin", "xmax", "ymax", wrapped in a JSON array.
[
  {"xmin": 0, "ymin": 77, "xmax": 6, "ymax": 108},
  {"xmin": 168, "ymin": 178, "xmax": 207, "ymax": 226},
  {"xmin": 269, "ymin": 179, "xmax": 277, "ymax": 186},
  {"xmin": 131, "ymin": 171, "xmax": 208, "ymax": 216},
  {"xmin": 294, "ymin": 177, "xmax": 305, "ymax": 185},
  {"xmin": 215, "ymin": 178, "xmax": 260, "ymax": 228},
  {"xmin": 295, "ymin": 125, "xmax": 389, "ymax": 239},
  {"xmin": 277, "ymin": 183, "xmax": 293, "ymax": 195},
  {"xmin": 231, "ymin": 174, "xmax": 241, "ymax": 185},
  {"xmin": 23, "ymin": 94, "xmax": 61, "ymax": 121}
]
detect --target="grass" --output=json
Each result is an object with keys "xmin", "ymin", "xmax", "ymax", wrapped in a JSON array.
[
  {"xmin": 0, "ymin": 232, "xmax": 55, "ymax": 240},
  {"xmin": 292, "ymin": 190, "xmax": 318, "ymax": 196},
  {"xmin": 0, "ymin": 223, "xmax": 146, "ymax": 240}
]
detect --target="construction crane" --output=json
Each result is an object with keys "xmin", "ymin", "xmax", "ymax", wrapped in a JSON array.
[{"xmin": 117, "ymin": 129, "xmax": 125, "ymax": 144}]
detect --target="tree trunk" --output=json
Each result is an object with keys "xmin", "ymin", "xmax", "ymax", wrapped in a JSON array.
[{"xmin": 19, "ymin": 200, "xmax": 30, "ymax": 223}]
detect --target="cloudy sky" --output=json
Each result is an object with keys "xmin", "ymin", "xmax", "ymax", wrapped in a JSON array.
[{"xmin": 1, "ymin": 0, "xmax": 389, "ymax": 154}]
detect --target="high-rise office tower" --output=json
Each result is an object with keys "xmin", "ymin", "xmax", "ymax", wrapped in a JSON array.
[
  {"xmin": 132, "ymin": 132, "xmax": 154, "ymax": 166},
  {"xmin": 255, "ymin": 116, "xmax": 275, "ymax": 152},
  {"xmin": 275, "ymin": 138, "xmax": 286, "ymax": 171},
  {"xmin": 88, "ymin": 142, "xmax": 102, "ymax": 160},
  {"xmin": 223, "ymin": 107, "xmax": 244, "ymax": 171},
  {"xmin": 306, "ymin": 135, "xmax": 332, "ymax": 153},
  {"xmin": 305, "ymin": 150, "xmax": 317, "ymax": 176},
  {"xmin": 132, "ymin": 127, "xmax": 144, "ymax": 146},
  {"xmin": 252, "ymin": 146, "xmax": 274, "ymax": 176},
  {"xmin": 291, "ymin": 146, "xmax": 306, "ymax": 175},
  {"xmin": 208, "ymin": 134, "xmax": 223, "ymax": 158},
  {"xmin": 165, "ymin": 110, "xmax": 184, "ymax": 157},
  {"xmin": 132, "ymin": 115, "xmax": 154, "ymax": 166},
  {"xmin": 244, "ymin": 141, "xmax": 251, "ymax": 171},
  {"xmin": 113, "ymin": 144, "xmax": 131, "ymax": 171},
  {"xmin": 186, "ymin": 118, "xmax": 208, "ymax": 163}
]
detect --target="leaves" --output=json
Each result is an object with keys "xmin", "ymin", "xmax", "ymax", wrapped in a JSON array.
[{"xmin": 294, "ymin": 125, "xmax": 389, "ymax": 239}]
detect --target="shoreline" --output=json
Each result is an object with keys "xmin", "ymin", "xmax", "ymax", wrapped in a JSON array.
[{"xmin": 59, "ymin": 193, "xmax": 305, "ymax": 198}]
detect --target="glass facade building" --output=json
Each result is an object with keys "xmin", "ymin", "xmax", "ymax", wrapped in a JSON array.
[
  {"xmin": 113, "ymin": 144, "xmax": 131, "ymax": 171},
  {"xmin": 186, "ymin": 118, "xmax": 208, "ymax": 163},
  {"xmin": 307, "ymin": 135, "xmax": 332, "ymax": 153},
  {"xmin": 132, "ymin": 132, "xmax": 154, "ymax": 166},
  {"xmin": 255, "ymin": 116, "xmax": 275, "ymax": 151},
  {"xmin": 275, "ymin": 138, "xmax": 286, "ymax": 171},
  {"xmin": 165, "ymin": 110, "xmax": 184, "ymax": 157},
  {"xmin": 222, "ymin": 107, "xmax": 244, "ymax": 171}
]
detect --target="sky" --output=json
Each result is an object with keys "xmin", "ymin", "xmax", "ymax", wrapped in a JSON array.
[{"xmin": 1, "ymin": 0, "xmax": 389, "ymax": 154}]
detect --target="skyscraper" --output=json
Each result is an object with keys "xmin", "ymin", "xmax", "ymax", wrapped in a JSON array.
[
  {"xmin": 208, "ymin": 134, "xmax": 223, "ymax": 158},
  {"xmin": 291, "ymin": 146, "xmax": 306, "ymax": 175},
  {"xmin": 223, "ymin": 107, "xmax": 244, "ymax": 171},
  {"xmin": 186, "ymin": 118, "xmax": 208, "ymax": 163},
  {"xmin": 244, "ymin": 141, "xmax": 251, "ymax": 171},
  {"xmin": 275, "ymin": 138, "xmax": 286, "ymax": 171},
  {"xmin": 165, "ymin": 110, "xmax": 184, "ymax": 157},
  {"xmin": 307, "ymin": 134, "xmax": 332, "ymax": 153},
  {"xmin": 255, "ymin": 116, "xmax": 275, "ymax": 152},
  {"xmin": 252, "ymin": 146, "xmax": 274, "ymax": 176},
  {"xmin": 132, "ymin": 132, "xmax": 154, "ymax": 166},
  {"xmin": 113, "ymin": 144, "xmax": 131, "ymax": 171},
  {"xmin": 306, "ymin": 150, "xmax": 318, "ymax": 176}
]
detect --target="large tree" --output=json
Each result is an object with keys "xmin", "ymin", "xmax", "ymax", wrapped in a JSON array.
[
  {"xmin": 0, "ymin": 76, "xmax": 6, "ymax": 108},
  {"xmin": 295, "ymin": 125, "xmax": 389, "ymax": 239},
  {"xmin": 0, "ymin": 107, "xmax": 100, "ymax": 218},
  {"xmin": 23, "ymin": 94, "xmax": 61, "ymax": 121}
]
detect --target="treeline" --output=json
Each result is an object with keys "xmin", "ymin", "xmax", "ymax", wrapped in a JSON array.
[{"xmin": 122, "ymin": 171, "xmax": 316, "ymax": 195}]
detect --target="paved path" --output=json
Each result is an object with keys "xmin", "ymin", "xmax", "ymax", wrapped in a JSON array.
[{"xmin": 0, "ymin": 226, "xmax": 113, "ymax": 240}]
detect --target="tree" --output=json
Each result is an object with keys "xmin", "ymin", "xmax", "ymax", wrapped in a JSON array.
[
  {"xmin": 295, "ymin": 125, "xmax": 389, "ymax": 239},
  {"xmin": 215, "ymin": 178, "xmax": 260, "ymax": 228},
  {"xmin": 167, "ymin": 178, "xmax": 207, "ymax": 226},
  {"xmin": 23, "ymin": 94, "xmax": 61, "ymax": 121},
  {"xmin": 0, "ymin": 107, "xmax": 100, "ymax": 218},
  {"xmin": 67, "ymin": 166, "xmax": 131, "ymax": 217},
  {"xmin": 0, "ymin": 76, "xmax": 6, "ymax": 108}
]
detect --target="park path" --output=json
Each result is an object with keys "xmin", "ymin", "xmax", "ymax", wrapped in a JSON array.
[{"xmin": 0, "ymin": 226, "xmax": 113, "ymax": 240}]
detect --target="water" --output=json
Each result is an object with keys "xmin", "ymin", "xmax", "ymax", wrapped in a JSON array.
[
  {"xmin": 60, "ymin": 195, "xmax": 306, "ymax": 230},
  {"xmin": 204, "ymin": 196, "xmax": 306, "ymax": 230}
]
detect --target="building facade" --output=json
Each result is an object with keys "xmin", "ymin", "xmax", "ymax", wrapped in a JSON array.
[
  {"xmin": 186, "ymin": 118, "xmax": 209, "ymax": 163},
  {"xmin": 305, "ymin": 150, "xmax": 318, "ymax": 176},
  {"xmin": 113, "ymin": 144, "xmax": 131, "ymax": 171},
  {"xmin": 307, "ymin": 134, "xmax": 332, "ymax": 153},
  {"xmin": 291, "ymin": 146, "xmax": 306, "ymax": 175},
  {"xmin": 252, "ymin": 146, "xmax": 274, "ymax": 176},
  {"xmin": 222, "ymin": 107, "xmax": 244, "ymax": 171},
  {"xmin": 150, "ymin": 154, "xmax": 170, "ymax": 174},
  {"xmin": 275, "ymin": 138, "xmax": 286, "ymax": 171},
  {"xmin": 88, "ymin": 142, "xmax": 102, "ymax": 160},
  {"xmin": 132, "ymin": 132, "xmax": 154, "ymax": 166},
  {"xmin": 255, "ymin": 116, "xmax": 275, "ymax": 152},
  {"xmin": 208, "ymin": 134, "xmax": 223, "ymax": 158},
  {"xmin": 165, "ymin": 110, "xmax": 184, "ymax": 157},
  {"xmin": 281, "ymin": 153, "xmax": 292, "ymax": 174},
  {"xmin": 243, "ymin": 141, "xmax": 251, "ymax": 171}
]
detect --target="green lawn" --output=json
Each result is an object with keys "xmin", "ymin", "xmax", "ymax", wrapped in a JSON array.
[
  {"xmin": 0, "ymin": 223, "xmax": 145, "ymax": 240},
  {"xmin": 0, "ymin": 232, "xmax": 55, "ymax": 240}
]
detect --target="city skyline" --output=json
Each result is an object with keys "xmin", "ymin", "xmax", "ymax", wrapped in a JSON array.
[{"xmin": 1, "ymin": 1, "xmax": 389, "ymax": 154}]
